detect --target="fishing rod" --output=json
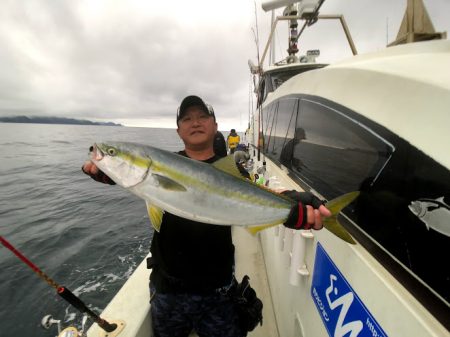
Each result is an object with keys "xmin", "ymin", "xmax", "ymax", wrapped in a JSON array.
[{"xmin": 0, "ymin": 235, "xmax": 117, "ymax": 333}]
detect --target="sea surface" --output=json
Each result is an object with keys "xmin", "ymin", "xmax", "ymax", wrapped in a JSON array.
[{"xmin": 0, "ymin": 123, "xmax": 184, "ymax": 337}]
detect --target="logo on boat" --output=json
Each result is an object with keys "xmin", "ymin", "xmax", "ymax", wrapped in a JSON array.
[
  {"xmin": 311, "ymin": 243, "xmax": 388, "ymax": 337},
  {"xmin": 408, "ymin": 197, "xmax": 450, "ymax": 237}
]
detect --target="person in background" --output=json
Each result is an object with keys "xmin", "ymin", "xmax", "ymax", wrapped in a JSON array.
[
  {"xmin": 213, "ymin": 130, "xmax": 227, "ymax": 157},
  {"xmin": 280, "ymin": 127, "xmax": 306, "ymax": 170},
  {"xmin": 233, "ymin": 144, "xmax": 250, "ymax": 164},
  {"xmin": 227, "ymin": 128, "xmax": 240, "ymax": 154},
  {"xmin": 82, "ymin": 95, "xmax": 331, "ymax": 337},
  {"xmin": 234, "ymin": 143, "xmax": 251, "ymax": 172}
]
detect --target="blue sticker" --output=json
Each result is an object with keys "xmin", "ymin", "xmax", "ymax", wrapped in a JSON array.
[{"xmin": 311, "ymin": 243, "xmax": 388, "ymax": 337}]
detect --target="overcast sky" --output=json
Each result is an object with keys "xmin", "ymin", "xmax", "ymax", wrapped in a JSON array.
[{"xmin": 0, "ymin": 0, "xmax": 449, "ymax": 130}]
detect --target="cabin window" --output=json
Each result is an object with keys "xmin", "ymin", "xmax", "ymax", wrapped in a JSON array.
[
  {"xmin": 292, "ymin": 99, "xmax": 393, "ymax": 201},
  {"xmin": 267, "ymin": 65, "xmax": 327, "ymax": 93},
  {"xmin": 355, "ymin": 138, "xmax": 450, "ymax": 304},
  {"xmin": 263, "ymin": 98, "xmax": 298, "ymax": 160},
  {"xmin": 257, "ymin": 78, "xmax": 266, "ymax": 107},
  {"xmin": 261, "ymin": 101, "xmax": 276, "ymax": 149},
  {"xmin": 261, "ymin": 94, "xmax": 450, "ymax": 314}
]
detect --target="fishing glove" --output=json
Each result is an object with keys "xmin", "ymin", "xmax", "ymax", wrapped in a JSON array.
[
  {"xmin": 81, "ymin": 166, "xmax": 116, "ymax": 185},
  {"xmin": 282, "ymin": 190, "xmax": 324, "ymax": 230}
]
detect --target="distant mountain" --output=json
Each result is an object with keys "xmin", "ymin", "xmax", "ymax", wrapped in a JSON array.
[{"xmin": 0, "ymin": 116, "xmax": 123, "ymax": 126}]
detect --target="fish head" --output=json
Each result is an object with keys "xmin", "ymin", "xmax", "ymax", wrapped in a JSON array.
[
  {"xmin": 90, "ymin": 142, "xmax": 151, "ymax": 188},
  {"xmin": 408, "ymin": 200, "xmax": 426, "ymax": 217},
  {"xmin": 408, "ymin": 199, "xmax": 441, "ymax": 218}
]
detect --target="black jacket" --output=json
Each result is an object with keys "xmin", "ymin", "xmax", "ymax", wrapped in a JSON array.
[
  {"xmin": 150, "ymin": 151, "xmax": 235, "ymax": 293},
  {"xmin": 213, "ymin": 131, "xmax": 227, "ymax": 158}
]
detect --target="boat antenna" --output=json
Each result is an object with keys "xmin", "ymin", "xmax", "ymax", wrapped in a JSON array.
[
  {"xmin": 386, "ymin": 16, "xmax": 389, "ymax": 46},
  {"xmin": 0, "ymin": 235, "xmax": 118, "ymax": 334},
  {"xmin": 253, "ymin": 0, "xmax": 261, "ymax": 66},
  {"xmin": 252, "ymin": 0, "xmax": 263, "ymax": 161}
]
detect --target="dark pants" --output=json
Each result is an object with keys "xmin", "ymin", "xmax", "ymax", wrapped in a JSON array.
[{"xmin": 150, "ymin": 284, "xmax": 244, "ymax": 337}]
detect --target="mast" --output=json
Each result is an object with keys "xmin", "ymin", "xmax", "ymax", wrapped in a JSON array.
[
  {"xmin": 387, "ymin": 0, "xmax": 447, "ymax": 46},
  {"xmin": 269, "ymin": 10, "xmax": 276, "ymax": 64}
]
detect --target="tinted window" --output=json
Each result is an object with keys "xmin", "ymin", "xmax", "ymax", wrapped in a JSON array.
[
  {"xmin": 261, "ymin": 95, "xmax": 450, "ymax": 306},
  {"xmin": 266, "ymin": 65, "xmax": 327, "ymax": 93},
  {"xmin": 263, "ymin": 98, "xmax": 298, "ymax": 161},
  {"xmin": 261, "ymin": 101, "xmax": 276, "ymax": 149},
  {"xmin": 257, "ymin": 78, "xmax": 266, "ymax": 107},
  {"xmin": 293, "ymin": 99, "xmax": 393, "ymax": 201},
  {"xmin": 355, "ymin": 136, "xmax": 450, "ymax": 303}
]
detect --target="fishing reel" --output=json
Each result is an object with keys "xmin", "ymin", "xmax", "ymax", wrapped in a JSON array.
[
  {"xmin": 41, "ymin": 315, "xmax": 61, "ymax": 332},
  {"xmin": 41, "ymin": 314, "xmax": 88, "ymax": 337}
]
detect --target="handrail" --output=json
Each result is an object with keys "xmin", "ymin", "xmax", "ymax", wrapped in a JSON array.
[
  {"xmin": 316, "ymin": 15, "xmax": 358, "ymax": 55},
  {"xmin": 258, "ymin": 14, "xmax": 358, "ymax": 69}
]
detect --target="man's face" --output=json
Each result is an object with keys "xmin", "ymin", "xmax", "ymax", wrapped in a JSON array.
[{"xmin": 177, "ymin": 106, "xmax": 217, "ymax": 148}]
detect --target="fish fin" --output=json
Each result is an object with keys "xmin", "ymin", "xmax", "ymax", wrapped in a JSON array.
[
  {"xmin": 212, "ymin": 155, "xmax": 244, "ymax": 179},
  {"xmin": 323, "ymin": 191, "xmax": 360, "ymax": 244},
  {"xmin": 153, "ymin": 174, "xmax": 187, "ymax": 191},
  {"xmin": 246, "ymin": 223, "xmax": 280, "ymax": 236},
  {"xmin": 325, "ymin": 191, "xmax": 360, "ymax": 214},
  {"xmin": 212, "ymin": 156, "xmax": 293, "ymax": 201},
  {"xmin": 323, "ymin": 216, "xmax": 356, "ymax": 244},
  {"xmin": 146, "ymin": 201, "xmax": 164, "ymax": 232}
]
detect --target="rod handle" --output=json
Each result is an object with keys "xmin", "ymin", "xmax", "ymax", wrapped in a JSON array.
[{"xmin": 58, "ymin": 287, "xmax": 117, "ymax": 332}]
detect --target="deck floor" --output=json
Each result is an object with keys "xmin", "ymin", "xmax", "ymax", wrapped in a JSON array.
[{"xmin": 232, "ymin": 227, "xmax": 279, "ymax": 337}]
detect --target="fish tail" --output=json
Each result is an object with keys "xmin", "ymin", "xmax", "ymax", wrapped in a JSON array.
[
  {"xmin": 323, "ymin": 191, "xmax": 360, "ymax": 244},
  {"xmin": 246, "ymin": 191, "xmax": 360, "ymax": 244}
]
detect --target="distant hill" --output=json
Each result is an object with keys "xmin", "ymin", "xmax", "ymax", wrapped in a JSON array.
[{"xmin": 0, "ymin": 116, "xmax": 122, "ymax": 126}]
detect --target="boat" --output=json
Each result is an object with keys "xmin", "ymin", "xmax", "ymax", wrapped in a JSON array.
[
  {"xmin": 45, "ymin": 0, "xmax": 449, "ymax": 336},
  {"xmin": 245, "ymin": 0, "xmax": 450, "ymax": 336}
]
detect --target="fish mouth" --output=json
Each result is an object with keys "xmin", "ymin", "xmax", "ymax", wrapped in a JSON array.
[
  {"xmin": 408, "ymin": 201, "xmax": 426, "ymax": 217},
  {"xmin": 89, "ymin": 144, "xmax": 104, "ymax": 162}
]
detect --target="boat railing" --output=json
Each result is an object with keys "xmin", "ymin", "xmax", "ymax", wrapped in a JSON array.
[
  {"xmin": 258, "ymin": 14, "xmax": 357, "ymax": 72},
  {"xmin": 251, "ymin": 0, "xmax": 358, "ymax": 75}
]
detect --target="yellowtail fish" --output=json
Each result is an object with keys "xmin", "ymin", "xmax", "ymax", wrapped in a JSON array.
[{"xmin": 89, "ymin": 142, "xmax": 358, "ymax": 243}]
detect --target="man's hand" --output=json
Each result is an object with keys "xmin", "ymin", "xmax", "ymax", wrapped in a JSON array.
[
  {"xmin": 81, "ymin": 161, "xmax": 116, "ymax": 185},
  {"xmin": 281, "ymin": 190, "xmax": 331, "ymax": 230}
]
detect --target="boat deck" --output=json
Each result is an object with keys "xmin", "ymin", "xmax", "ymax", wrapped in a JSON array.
[{"xmin": 232, "ymin": 226, "xmax": 279, "ymax": 337}]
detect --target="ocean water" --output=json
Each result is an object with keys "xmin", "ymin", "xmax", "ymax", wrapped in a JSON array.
[{"xmin": 0, "ymin": 123, "xmax": 184, "ymax": 337}]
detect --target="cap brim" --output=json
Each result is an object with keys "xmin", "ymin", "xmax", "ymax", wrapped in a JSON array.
[{"xmin": 178, "ymin": 95, "xmax": 212, "ymax": 122}]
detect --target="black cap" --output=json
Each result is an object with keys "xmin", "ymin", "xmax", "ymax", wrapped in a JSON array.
[{"xmin": 177, "ymin": 95, "xmax": 215, "ymax": 123}]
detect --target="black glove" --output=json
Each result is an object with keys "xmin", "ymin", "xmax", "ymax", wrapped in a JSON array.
[
  {"xmin": 81, "ymin": 166, "xmax": 116, "ymax": 185},
  {"xmin": 281, "ymin": 190, "xmax": 324, "ymax": 230}
]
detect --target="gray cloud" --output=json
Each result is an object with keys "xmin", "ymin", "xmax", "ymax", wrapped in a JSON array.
[{"xmin": 0, "ymin": 0, "xmax": 448, "ymax": 130}]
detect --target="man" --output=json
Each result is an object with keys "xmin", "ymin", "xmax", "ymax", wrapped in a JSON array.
[
  {"xmin": 233, "ymin": 143, "xmax": 251, "ymax": 177},
  {"xmin": 227, "ymin": 129, "xmax": 240, "ymax": 154},
  {"xmin": 280, "ymin": 127, "xmax": 306, "ymax": 170},
  {"xmin": 82, "ymin": 95, "xmax": 331, "ymax": 337},
  {"xmin": 233, "ymin": 144, "xmax": 250, "ymax": 164}
]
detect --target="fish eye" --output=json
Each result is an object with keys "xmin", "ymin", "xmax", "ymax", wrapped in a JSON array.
[{"xmin": 107, "ymin": 147, "xmax": 117, "ymax": 156}]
